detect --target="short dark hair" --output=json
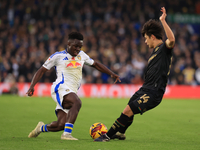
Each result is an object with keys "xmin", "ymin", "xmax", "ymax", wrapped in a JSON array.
[
  {"xmin": 141, "ymin": 19, "xmax": 164, "ymax": 40},
  {"xmin": 68, "ymin": 32, "xmax": 84, "ymax": 40}
]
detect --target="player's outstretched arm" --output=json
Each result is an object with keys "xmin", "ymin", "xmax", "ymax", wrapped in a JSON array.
[
  {"xmin": 92, "ymin": 61, "xmax": 121, "ymax": 84},
  {"xmin": 26, "ymin": 66, "xmax": 48, "ymax": 96},
  {"xmin": 159, "ymin": 7, "xmax": 175, "ymax": 48}
]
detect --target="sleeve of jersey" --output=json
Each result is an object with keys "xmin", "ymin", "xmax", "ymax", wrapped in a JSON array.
[
  {"xmin": 42, "ymin": 54, "xmax": 58, "ymax": 70},
  {"xmin": 164, "ymin": 42, "xmax": 174, "ymax": 55},
  {"xmin": 83, "ymin": 52, "xmax": 94, "ymax": 66},
  {"xmin": 165, "ymin": 41, "xmax": 174, "ymax": 49}
]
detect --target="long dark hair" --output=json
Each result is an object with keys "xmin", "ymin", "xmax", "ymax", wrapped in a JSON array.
[{"xmin": 141, "ymin": 19, "xmax": 164, "ymax": 40}]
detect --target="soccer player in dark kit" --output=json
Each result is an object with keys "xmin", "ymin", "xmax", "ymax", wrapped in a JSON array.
[{"xmin": 94, "ymin": 7, "xmax": 175, "ymax": 142}]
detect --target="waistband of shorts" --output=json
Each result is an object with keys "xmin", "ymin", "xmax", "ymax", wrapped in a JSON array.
[{"xmin": 141, "ymin": 87, "xmax": 165, "ymax": 94}]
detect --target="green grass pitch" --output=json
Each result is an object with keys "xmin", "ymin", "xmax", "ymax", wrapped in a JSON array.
[{"xmin": 0, "ymin": 95, "xmax": 199, "ymax": 150}]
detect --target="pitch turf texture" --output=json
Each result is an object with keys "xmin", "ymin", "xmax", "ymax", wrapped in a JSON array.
[{"xmin": 0, "ymin": 95, "xmax": 199, "ymax": 150}]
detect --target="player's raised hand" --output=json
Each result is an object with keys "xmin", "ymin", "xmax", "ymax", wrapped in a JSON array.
[
  {"xmin": 159, "ymin": 7, "xmax": 167, "ymax": 21},
  {"xmin": 26, "ymin": 87, "xmax": 35, "ymax": 96},
  {"xmin": 111, "ymin": 74, "xmax": 121, "ymax": 84}
]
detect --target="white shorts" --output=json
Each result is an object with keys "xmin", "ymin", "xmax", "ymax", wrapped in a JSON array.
[{"xmin": 51, "ymin": 83, "xmax": 76, "ymax": 114}]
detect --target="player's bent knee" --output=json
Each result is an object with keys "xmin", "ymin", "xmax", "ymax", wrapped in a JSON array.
[
  {"xmin": 63, "ymin": 94, "xmax": 82, "ymax": 110},
  {"xmin": 75, "ymin": 98, "xmax": 82, "ymax": 109},
  {"xmin": 123, "ymin": 105, "xmax": 134, "ymax": 117},
  {"xmin": 64, "ymin": 103, "xmax": 73, "ymax": 109}
]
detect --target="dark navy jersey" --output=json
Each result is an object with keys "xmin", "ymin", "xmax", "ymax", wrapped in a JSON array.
[{"xmin": 142, "ymin": 42, "xmax": 173, "ymax": 92}]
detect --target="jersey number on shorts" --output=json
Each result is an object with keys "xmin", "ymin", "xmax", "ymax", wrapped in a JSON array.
[{"xmin": 137, "ymin": 94, "xmax": 150, "ymax": 104}]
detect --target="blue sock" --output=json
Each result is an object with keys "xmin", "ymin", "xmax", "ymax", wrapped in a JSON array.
[
  {"xmin": 41, "ymin": 124, "xmax": 48, "ymax": 132},
  {"xmin": 64, "ymin": 123, "xmax": 74, "ymax": 134}
]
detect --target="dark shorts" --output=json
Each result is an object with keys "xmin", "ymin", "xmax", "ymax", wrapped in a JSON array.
[{"xmin": 128, "ymin": 87, "xmax": 164, "ymax": 115}]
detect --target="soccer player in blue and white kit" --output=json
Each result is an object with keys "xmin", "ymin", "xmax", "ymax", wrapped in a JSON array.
[{"xmin": 27, "ymin": 32, "xmax": 121, "ymax": 140}]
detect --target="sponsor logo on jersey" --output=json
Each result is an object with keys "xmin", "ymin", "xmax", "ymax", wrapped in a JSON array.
[{"xmin": 65, "ymin": 57, "xmax": 82, "ymax": 68}]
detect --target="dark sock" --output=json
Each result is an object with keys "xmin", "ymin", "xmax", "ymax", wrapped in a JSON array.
[
  {"xmin": 106, "ymin": 113, "xmax": 129, "ymax": 138},
  {"xmin": 119, "ymin": 115, "xmax": 134, "ymax": 133}
]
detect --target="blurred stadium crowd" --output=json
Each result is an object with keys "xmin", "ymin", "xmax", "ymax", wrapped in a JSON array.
[{"xmin": 0, "ymin": 0, "xmax": 200, "ymax": 86}]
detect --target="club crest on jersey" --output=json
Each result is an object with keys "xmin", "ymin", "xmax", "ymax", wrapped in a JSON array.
[{"xmin": 77, "ymin": 55, "xmax": 81, "ymax": 60}]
